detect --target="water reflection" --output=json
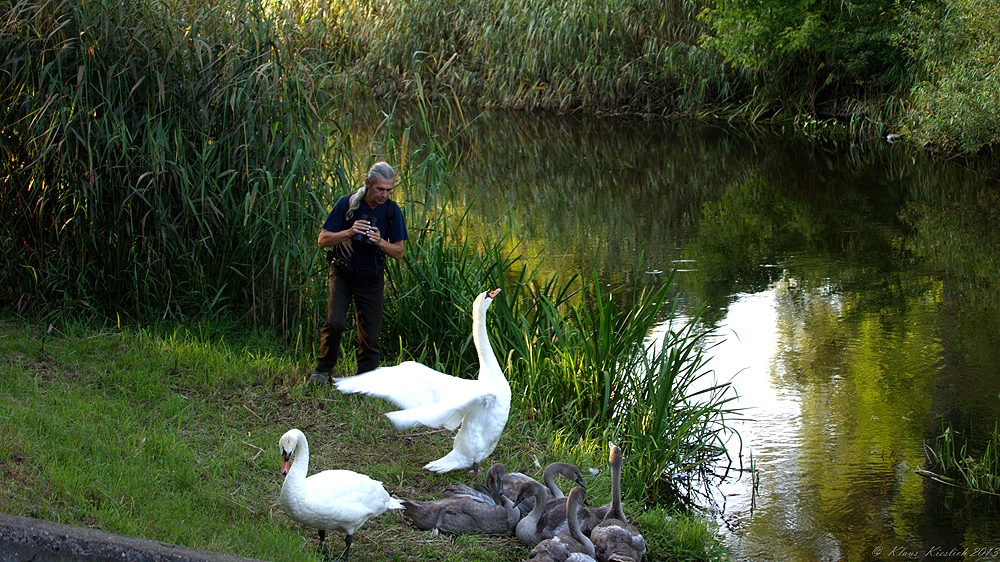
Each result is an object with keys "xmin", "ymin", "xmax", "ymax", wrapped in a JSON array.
[
  {"xmin": 345, "ymin": 106, "xmax": 1000, "ymax": 560},
  {"xmin": 658, "ymin": 264, "xmax": 1000, "ymax": 561}
]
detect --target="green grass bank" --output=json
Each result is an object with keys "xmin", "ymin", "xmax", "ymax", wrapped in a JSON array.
[{"xmin": 0, "ymin": 318, "xmax": 729, "ymax": 562}]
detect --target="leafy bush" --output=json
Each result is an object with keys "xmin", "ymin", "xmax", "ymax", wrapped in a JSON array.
[
  {"xmin": 904, "ymin": 0, "xmax": 1000, "ymax": 152},
  {"xmin": 698, "ymin": 0, "xmax": 923, "ymax": 118}
]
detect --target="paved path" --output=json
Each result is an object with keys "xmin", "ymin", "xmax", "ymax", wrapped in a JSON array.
[{"xmin": 0, "ymin": 513, "xmax": 269, "ymax": 562}]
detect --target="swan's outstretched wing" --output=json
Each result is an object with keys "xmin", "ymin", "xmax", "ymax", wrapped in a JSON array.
[
  {"xmin": 335, "ymin": 361, "xmax": 478, "ymax": 410},
  {"xmin": 386, "ymin": 391, "xmax": 499, "ymax": 430}
]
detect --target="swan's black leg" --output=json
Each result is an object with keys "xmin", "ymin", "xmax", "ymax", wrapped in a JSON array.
[
  {"xmin": 339, "ymin": 533, "xmax": 352, "ymax": 561},
  {"xmin": 317, "ymin": 530, "xmax": 329, "ymax": 560}
]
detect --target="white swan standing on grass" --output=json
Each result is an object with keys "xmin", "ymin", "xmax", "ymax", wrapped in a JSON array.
[
  {"xmin": 335, "ymin": 288, "xmax": 511, "ymax": 474},
  {"xmin": 278, "ymin": 428, "xmax": 402, "ymax": 562}
]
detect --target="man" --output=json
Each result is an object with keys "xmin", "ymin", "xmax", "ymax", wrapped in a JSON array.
[{"xmin": 309, "ymin": 162, "xmax": 407, "ymax": 385}]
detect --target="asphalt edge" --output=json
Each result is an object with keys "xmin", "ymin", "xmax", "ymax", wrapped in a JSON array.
[{"xmin": 0, "ymin": 513, "xmax": 269, "ymax": 562}]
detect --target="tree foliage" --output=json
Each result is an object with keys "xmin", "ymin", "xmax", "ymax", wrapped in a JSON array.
[
  {"xmin": 697, "ymin": 0, "xmax": 924, "ymax": 115},
  {"xmin": 904, "ymin": 0, "xmax": 1000, "ymax": 151}
]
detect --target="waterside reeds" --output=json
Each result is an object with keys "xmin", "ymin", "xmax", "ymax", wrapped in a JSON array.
[
  {"xmin": 338, "ymin": 0, "xmax": 729, "ymax": 116},
  {"xmin": 920, "ymin": 424, "xmax": 1000, "ymax": 498},
  {"xmin": 1, "ymin": 0, "xmax": 342, "ymax": 338}
]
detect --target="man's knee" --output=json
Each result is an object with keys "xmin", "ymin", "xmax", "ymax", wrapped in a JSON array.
[{"xmin": 321, "ymin": 319, "xmax": 347, "ymax": 334}]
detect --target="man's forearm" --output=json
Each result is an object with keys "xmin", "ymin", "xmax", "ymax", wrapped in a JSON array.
[{"xmin": 318, "ymin": 228, "xmax": 350, "ymax": 248}]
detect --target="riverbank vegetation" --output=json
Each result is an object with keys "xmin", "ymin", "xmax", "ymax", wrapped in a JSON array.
[
  {"xmin": 2, "ymin": 0, "xmax": 739, "ymax": 557},
  {"xmin": 336, "ymin": 0, "xmax": 1000, "ymax": 152},
  {"xmin": 2, "ymin": 0, "xmax": 335, "ymax": 338}
]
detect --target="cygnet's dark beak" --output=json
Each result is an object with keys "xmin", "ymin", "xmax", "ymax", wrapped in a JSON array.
[{"xmin": 513, "ymin": 490, "xmax": 527, "ymax": 509}]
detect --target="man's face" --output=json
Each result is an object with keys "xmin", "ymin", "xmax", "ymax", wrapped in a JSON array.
[{"xmin": 365, "ymin": 177, "xmax": 395, "ymax": 207}]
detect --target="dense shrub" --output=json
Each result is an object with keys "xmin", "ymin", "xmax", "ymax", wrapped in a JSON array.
[
  {"xmin": 904, "ymin": 0, "xmax": 1000, "ymax": 152},
  {"xmin": 697, "ymin": 0, "xmax": 925, "ymax": 121}
]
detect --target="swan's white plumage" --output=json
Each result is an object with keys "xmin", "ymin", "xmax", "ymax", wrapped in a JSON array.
[
  {"xmin": 335, "ymin": 289, "xmax": 511, "ymax": 473},
  {"xmin": 341, "ymin": 361, "xmax": 483, "ymax": 413},
  {"xmin": 386, "ymin": 389, "xmax": 497, "ymax": 431},
  {"xmin": 278, "ymin": 428, "xmax": 402, "ymax": 561}
]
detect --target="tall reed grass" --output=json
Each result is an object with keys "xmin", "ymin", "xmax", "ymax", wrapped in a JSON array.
[
  {"xmin": 328, "ymin": 0, "xmax": 915, "ymax": 138},
  {"xmin": 336, "ymin": 0, "xmax": 731, "ymax": 115},
  {"xmin": 1, "ymin": 0, "xmax": 341, "ymax": 343}
]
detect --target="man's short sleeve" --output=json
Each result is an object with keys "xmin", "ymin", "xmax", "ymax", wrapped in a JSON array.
[
  {"xmin": 387, "ymin": 201, "xmax": 408, "ymax": 243},
  {"xmin": 322, "ymin": 195, "xmax": 351, "ymax": 232}
]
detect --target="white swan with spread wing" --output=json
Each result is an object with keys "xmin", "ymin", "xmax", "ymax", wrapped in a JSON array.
[{"xmin": 335, "ymin": 288, "xmax": 510, "ymax": 474}]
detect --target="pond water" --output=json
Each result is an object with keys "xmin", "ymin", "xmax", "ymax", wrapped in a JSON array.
[{"xmin": 352, "ymin": 107, "xmax": 1000, "ymax": 560}]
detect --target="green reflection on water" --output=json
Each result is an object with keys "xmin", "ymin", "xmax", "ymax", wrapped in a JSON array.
[{"xmin": 344, "ymin": 105, "xmax": 1000, "ymax": 560}]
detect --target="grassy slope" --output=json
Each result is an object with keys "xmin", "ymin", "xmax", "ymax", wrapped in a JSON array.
[{"xmin": 0, "ymin": 317, "xmax": 705, "ymax": 561}]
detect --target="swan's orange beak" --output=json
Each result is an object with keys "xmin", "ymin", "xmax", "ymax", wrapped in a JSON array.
[
  {"xmin": 280, "ymin": 450, "xmax": 291, "ymax": 475},
  {"xmin": 487, "ymin": 288, "xmax": 501, "ymax": 299}
]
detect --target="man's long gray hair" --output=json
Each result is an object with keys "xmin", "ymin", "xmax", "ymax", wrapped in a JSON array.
[{"xmin": 346, "ymin": 162, "xmax": 396, "ymax": 220}]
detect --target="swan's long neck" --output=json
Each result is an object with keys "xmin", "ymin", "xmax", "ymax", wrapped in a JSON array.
[
  {"xmin": 497, "ymin": 488, "xmax": 520, "ymax": 528},
  {"xmin": 542, "ymin": 464, "xmax": 565, "ymax": 498},
  {"xmin": 473, "ymin": 301, "xmax": 502, "ymax": 380},
  {"xmin": 526, "ymin": 485, "xmax": 549, "ymax": 521},
  {"xmin": 522, "ymin": 482, "xmax": 549, "ymax": 527},
  {"xmin": 542, "ymin": 465, "xmax": 558, "ymax": 495},
  {"xmin": 567, "ymin": 490, "xmax": 596, "ymax": 557},
  {"xmin": 610, "ymin": 448, "xmax": 626, "ymax": 523},
  {"xmin": 287, "ymin": 433, "xmax": 310, "ymax": 486}
]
